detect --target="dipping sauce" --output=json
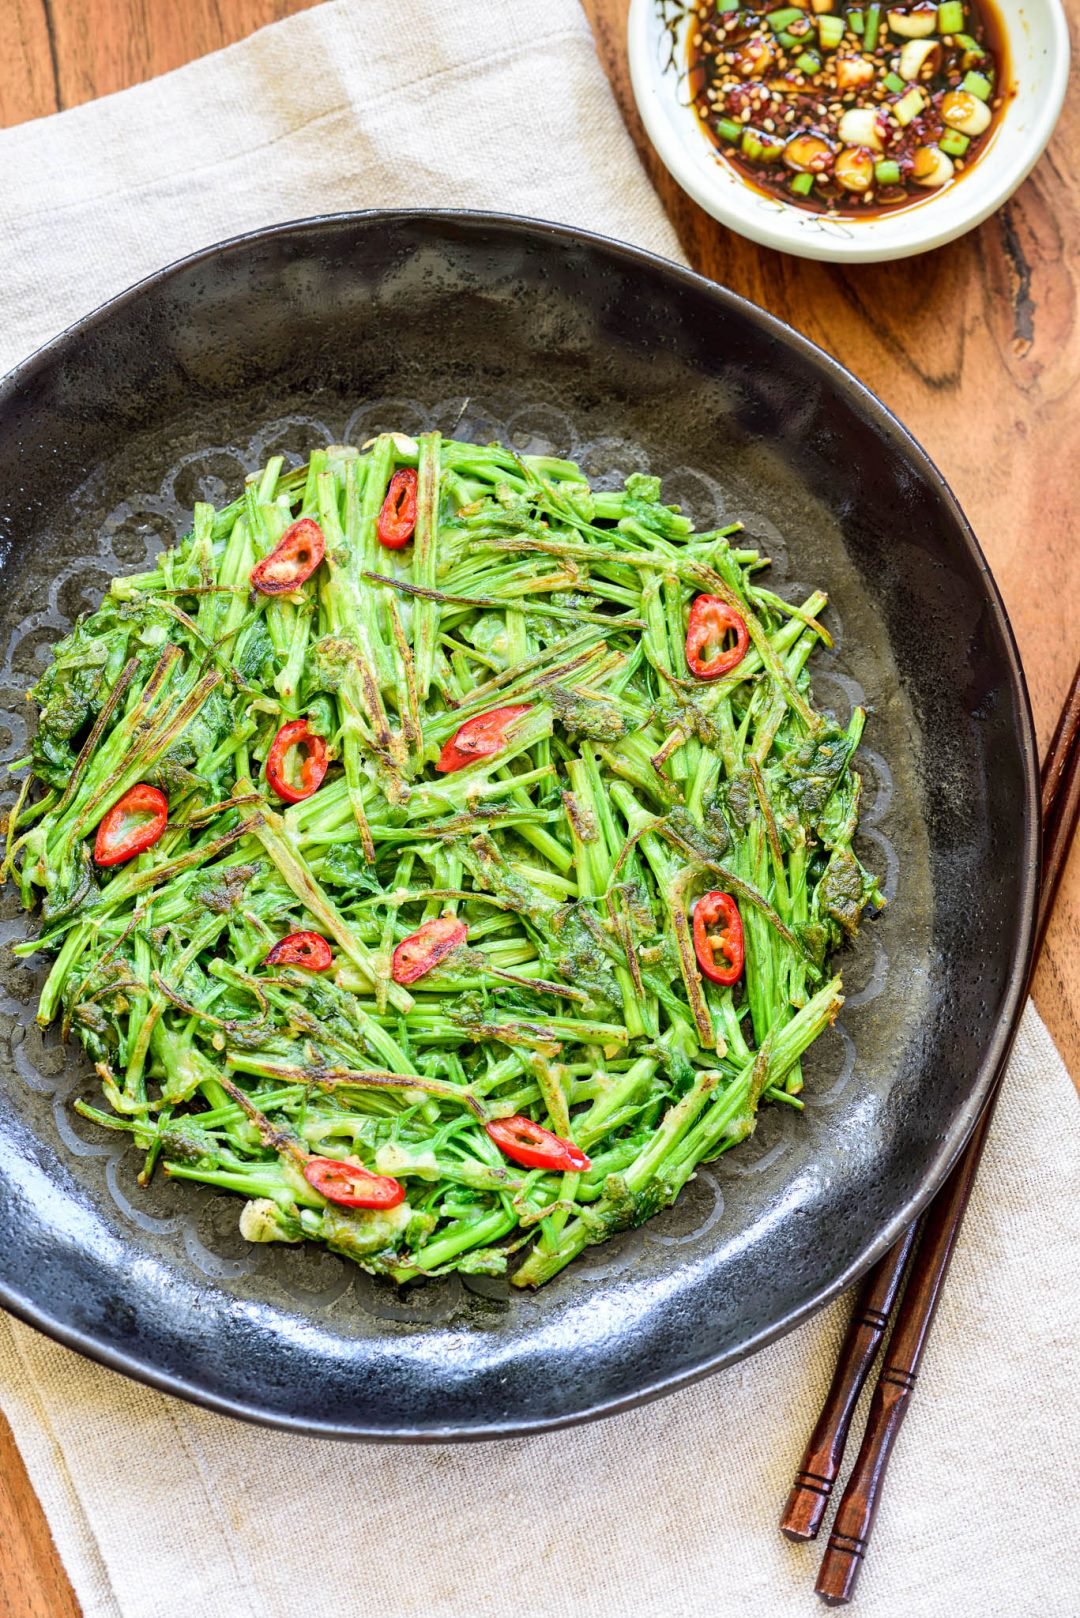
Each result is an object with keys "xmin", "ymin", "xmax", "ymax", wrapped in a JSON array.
[{"xmin": 688, "ymin": 0, "xmax": 1007, "ymax": 216}]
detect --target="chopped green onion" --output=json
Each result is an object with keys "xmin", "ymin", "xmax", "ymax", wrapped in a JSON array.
[
  {"xmin": 777, "ymin": 28, "xmax": 800, "ymax": 45},
  {"xmin": 817, "ymin": 14, "xmax": 846, "ymax": 47},
  {"xmin": 893, "ymin": 84, "xmax": 926, "ymax": 125},
  {"xmin": 873, "ymin": 158, "xmax": 902, "ymax": 184},
  {"xmin": 882, "ymin": 70, "xmax": 906, "ymax": 92},
  {"xmin": 954, "ymin": 31, "xmax": 981, "ymax": 49},
  {"xmin": 937, "ymin": 0, "xmax": 965, "ymax": 30},
  {"xmin": 847, "ymin": 8, "xmax": 866, "ymax": 32},
  {"xmin": 863, "ymin": 2, "xmax": 882, "ymax": 49},
  {"xmin": 741, "ymin": 128, "xmax": 786, "ymax": 162},
  {"xmin": 962, "ymin": 69, "xmax": 992, "ymax": 100},
  {"xmin": 790, "ymin": 171, "xmax": 816, "ymax": 195},
  {"xmin": 796, "ymin": 48, "xmax": 823, "ymax": 73},
  {"xmin": 939, "ymin": 128, "xmax": 971, "ymax": 156},
  {"xmin": 716, "ymin": 116, "xmax": 744, "ymax": 144},
  {"xmin": 767, "ymin": 7, "xmax": 805, "ymax": 29},
  {"xmin": 716, "ymin": 0, "xmax": 742, "ymax": 10}
]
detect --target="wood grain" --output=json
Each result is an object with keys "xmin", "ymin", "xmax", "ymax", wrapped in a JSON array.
[
  {"xmin": 0, "ymin": 4, "xmax": 1076, "ymax": 1614},
  {"xmin": 0, "ymin": 1408, "xmax": 80, "ymax": 1618},
  {"xmin": 0, "ymin": 1, "xmax": 59, "ymax": 126},
  {"xmin": 44, "ymin": 0, "xmax": 324, "ymax": 109},
  {"xmin": 582, "ymin": 0, "xmax": 1080, "ymax": 1088}
]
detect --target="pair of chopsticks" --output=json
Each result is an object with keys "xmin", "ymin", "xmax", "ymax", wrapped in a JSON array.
[{"xmin": 780, "ymin": 657, "xmax": 1080, "ymax": 1606}]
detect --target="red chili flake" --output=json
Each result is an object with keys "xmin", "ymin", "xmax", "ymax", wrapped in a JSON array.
[
  {"xmin": 692, "ymin": 891, "xmax": 745, "ymax": 986},
  {"xmin": 685, "ymin": 594, "xmax": 750, "ymax": 680},
  {"xmin": 391, "ymin": 915, "xmax": 467, "ymax": 985},
  {"xmin": 485, "ymin": 1116, "xmax": 591, "ymax": 1173},
  {"xmin": 303, "ymin": 1156, "xmax": 405, "ymax": 1210},
  {"xmin": 93, "ymin": 784, "xmax": 169, "ymax": 867},
  {"xmin": 249, "ymin": 518, "xmax": 326, "ymax": 595},
  {"xmin": 264, "ymin": 932, "xmax": 333, "ymax": 971},
  {"xmin": 436, "ymin": 705, "xmax": 530, "ymax": 774},
  {"xmin": 377, "ymin": 469, "xmax": 419, "ymax": 550},
  {"xmin": 265, "ymin": 718, "xmax": 328, "ymax": 804}
]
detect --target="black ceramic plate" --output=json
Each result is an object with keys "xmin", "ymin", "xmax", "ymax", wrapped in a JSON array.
[{"xmin": 0, "ymin": 213, "xmax": 1038, "ymax": 1439}]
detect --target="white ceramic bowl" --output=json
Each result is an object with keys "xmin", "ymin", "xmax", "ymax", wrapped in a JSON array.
[{"xmin": 628, "ymin": 0, "xmax": 1070, "ymax": 262}]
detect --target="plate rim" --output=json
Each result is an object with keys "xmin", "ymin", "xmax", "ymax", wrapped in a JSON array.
[
  {"xmin": 625, "ymin": 0, "xmax": 1072, "ymax": 264},
  {"xmin": 0, "ymin": 208, "xmax": 1041, "ymax": 1440}
]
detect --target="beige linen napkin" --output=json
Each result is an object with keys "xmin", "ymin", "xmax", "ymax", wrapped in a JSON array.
[{"xmin": 0, "ymin": 4, "xmax": 1077, "ymax": 1615}]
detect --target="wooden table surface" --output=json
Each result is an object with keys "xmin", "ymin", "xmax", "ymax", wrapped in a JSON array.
[{"xmin": 0, "ymin": 2, "xmax": 1077, "ymax": 1612}]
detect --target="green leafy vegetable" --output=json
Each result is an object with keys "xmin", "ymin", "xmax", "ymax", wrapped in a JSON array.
[{"xmin": 4, "ymin": 434, "xmax": 882, "ymax": 1287}]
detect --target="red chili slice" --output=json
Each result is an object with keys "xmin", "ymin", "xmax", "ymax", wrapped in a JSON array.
[
  {"xmin": 436, "ymin": 705, "xmax": 530, "ymax": 774},
  {"xmin": 265, "ymin": 932, "xmax": 333, "ymax": 971},
  {"xmin": 692, "ymin": 891, "xmax": 745, "ymax": 986},
  {"xmin": 265, "ymin": 718, "xmax": 328, "ymax": 804},
  {"xmin": 377, "ymin": 468, "xmax": 418, "ymax": 550},
  {"xmin": 485, "ymin": 1116, "xmax": 591, "ymax": 1174},
  {"xmin": 93, "ymin": 784, "xmax": 168, "ymax": 867},
  {"xmin": 686, "ymin": 595, "xmax": 750, "ymax": 680},
  {"xmin": 249, "ymin": 518, "xmax": 326, "ymax": 595},
  {"xmin": 391, "ymin": 915, "xmax": 467, "ymax": 984},
  {"xmin": 303, "ymin": 1156, "xmax": 405, "ymax": 1210}
]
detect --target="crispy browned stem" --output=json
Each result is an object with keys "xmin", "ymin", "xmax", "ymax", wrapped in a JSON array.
[{"xmin": 814, "ymin": 658, "xmax": 1080, "ymax": 1606}]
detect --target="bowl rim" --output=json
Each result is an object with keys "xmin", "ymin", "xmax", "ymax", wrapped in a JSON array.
[
  {"xmin": 0, "ymin": 209, "xmax": 1040, "ymax": 1439},
  {"xmin": 626, "ymin": 0, "xmax": 1072, "ymax": 263}
]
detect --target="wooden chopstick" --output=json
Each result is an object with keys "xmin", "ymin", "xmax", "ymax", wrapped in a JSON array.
[
  {"xmin": 779, "ymin": 1224, "xmax": 918, "ymax": 1541},
  {"xmin": 779, "ymin": 656, "xmax": 1080, "ymax": 1603},
  {"xmin": 813, "ymin": 658, "xmax": 1080, "ymax": 1605},
  {"xmin": 1037, "ymin": 665, "xmax": 1080, "ymax": 924},
  {"xmin": 781, "ymin": 658, "xmax": 1080, "ymax": 1552}
]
